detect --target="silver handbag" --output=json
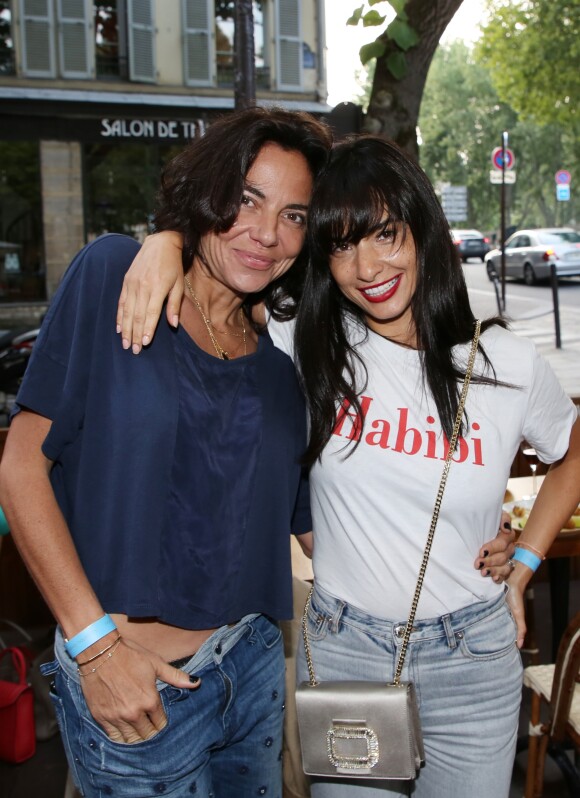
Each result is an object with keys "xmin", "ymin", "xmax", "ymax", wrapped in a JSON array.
[{"xmin": 296, "ymin": 321, "xmax": 481, "ymax": 781}]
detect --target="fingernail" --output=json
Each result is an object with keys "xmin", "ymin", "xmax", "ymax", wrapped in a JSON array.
[
  {"xmin": 116, "ymin": 324, "xmax": 121, "ymax": 334},
  {"xmin": 122, "ymin": 338, "xmax": 130, "ymax": 350},
  {"xmin": 483, "ymin": 568, "xmax": 490, "ymax": 577},
  {"xmin": 189, "ymin": 675, "xmax": 200, "ymax": 684},
  {"xmin": 477, "ymin": 561, "xmax": 484, "ymax": 570},
  {"xmin": 503, "ymin": 521, "xmax": 512, "ymax": 530},
  {"xmin": 132, "ymin": 344, "xmax": 141, "ymax": 355},
  {"xmin": 483, "ymin": 549, "xmax": 489, "ymax": 557},
  {"xmin": 172, "ymin": 315, "xmax": 179, "ymax": 328},
  {"xmin": 142, "ymin": 335, "xmax": 150, "ymax": 346}
]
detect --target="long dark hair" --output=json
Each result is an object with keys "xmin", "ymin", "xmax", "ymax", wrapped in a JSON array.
[
  {"xmin": 153, "ymin": 106, "xmax": 332, "ymax": 316},
  {"xmin": 296, "ymin": 135, "xmax": 508, "ymax": 465}
]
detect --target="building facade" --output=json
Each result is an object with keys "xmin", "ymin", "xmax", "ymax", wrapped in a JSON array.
[{"xmin": 0, "ymin": 0, "xmax": 329, "ymax": 318}]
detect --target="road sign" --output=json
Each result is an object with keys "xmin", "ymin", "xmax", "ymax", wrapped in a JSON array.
[
  {"xmin": 491, "ymin": 147, "xmax": 515, "ymax": 170},
  {"xmin": 440, "ymin": 185, "xmax": 467, "ymax": 221},
  {"xmin": 490, "ymin": 170, "xmax": 516, "ymax": 184},
  {"xmin": 556, "ymin": 184, "xmax": 570, "ymax": 201},
  {"xmin": 555, "ymin": 170, "xmax": 572, "ymax": 185}
]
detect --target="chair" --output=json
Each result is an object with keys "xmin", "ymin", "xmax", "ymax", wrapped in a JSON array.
[{"xmin": 523, "ymin": 611, "xmax": 580, "ymax": 797}]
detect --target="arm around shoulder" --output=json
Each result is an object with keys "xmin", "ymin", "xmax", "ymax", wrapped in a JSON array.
[{"xmin": 116, "ymin": 231, "xmax": 185, "ymax": 354}]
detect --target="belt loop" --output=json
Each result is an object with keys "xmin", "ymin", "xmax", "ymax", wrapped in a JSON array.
[
  {"xmin": 442, "ymin": 614, "xmax": 457, "ymax": 649},
  {"xmin": 329, "ymin": 598, "xmax": 345, "ymax": 633}
]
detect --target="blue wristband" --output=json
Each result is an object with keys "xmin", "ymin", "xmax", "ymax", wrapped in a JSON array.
[
  {"xmin": 512, "ymin": 547, "xmax": 542, "ymax": 573},
  {"xmin": 64, "ymin": 614, "xmax": 117, "ymax": 659}
]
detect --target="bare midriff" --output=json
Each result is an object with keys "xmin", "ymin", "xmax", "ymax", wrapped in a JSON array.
[{"xmin": 111, "ymin": 615, "xmax": 219, "ymax": 663}]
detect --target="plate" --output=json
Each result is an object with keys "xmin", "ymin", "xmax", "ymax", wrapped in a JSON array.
[
  {"xmin": 503, "ymin": 498, "xmax": 535, "ymax": 531},
  {"xmin": 503, "ymin": 498, "xmax": 580, "ymax": 534}
]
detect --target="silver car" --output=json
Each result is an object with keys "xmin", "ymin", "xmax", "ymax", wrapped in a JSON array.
[{"xmin": 484, "ymin": 227, "xmax": 580, "ymax": 285}]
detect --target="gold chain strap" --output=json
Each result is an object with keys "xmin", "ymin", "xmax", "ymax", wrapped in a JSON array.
[{"xmin": 302, "ymin": 320, "xmax": 482, "ymax": 688}]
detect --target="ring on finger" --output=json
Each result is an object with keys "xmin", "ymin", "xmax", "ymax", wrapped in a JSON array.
[{"xmin": 508, "ymin": 558, "xmax": 516, "ymax": 571}]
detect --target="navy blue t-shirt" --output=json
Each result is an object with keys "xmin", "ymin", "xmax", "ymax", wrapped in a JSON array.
[{"xmin": 15, "ymin": 234, "xmax": 311, "ymax": 626}]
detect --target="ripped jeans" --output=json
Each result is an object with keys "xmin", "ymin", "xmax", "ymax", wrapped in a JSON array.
[{"xmin": 41, "ymin": 614, "xmax": 285, "ymax": 798}]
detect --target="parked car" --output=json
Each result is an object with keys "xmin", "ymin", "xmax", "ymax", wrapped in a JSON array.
[
  {"xmin": 0, "ymin": 326, "xmax": 40, "ymax": 396},
  {"xmin": 451, "ymin": 229, "xmax": 491, "ymax": 262},
  {"xmin": 485, "ymin": 228, "xmax": 580, "ymax": 285}
]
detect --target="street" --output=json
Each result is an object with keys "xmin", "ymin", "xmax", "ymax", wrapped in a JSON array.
[
  {"xmin": 462, "ymin": 258, "xmax": 580, "ymax": 321},
  {"xmin": 461, "ymin": 258, "xmax": 580, "ymax": 399}
]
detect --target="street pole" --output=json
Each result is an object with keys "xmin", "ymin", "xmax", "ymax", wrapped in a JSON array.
[
  {"xmin": 500, "ymin": 131, "xmax": 507, "ymax": 312},
  {"xmin": 234, "ymin": 0, "xmax": 256, "ymax": 110}
]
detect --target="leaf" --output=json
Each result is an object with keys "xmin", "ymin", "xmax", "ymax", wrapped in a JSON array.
[
  {"xmin": 367, "ymin": 0, "xmax": 407, "ymax": 19},
  {"xmin": 386, "ymin": 50, "xmax": 408, "ymax": 79},
  {"xmin": 386, "ymin": 0, "xmax": 407, "ymax": 14},
  {"xmin": 362, "ymin": 10, "xmax": 387, "ymax": 26},
  {"xmin": 386, "ymin": 18, "xmax": 420, "ymax": 51},
  {"xmin": 346, "ymin": 5, "xmax": 364, "ymax": 26},
  {"xmin": 360, "ymin": 39, "xmax": 387, "ymax": 65}
]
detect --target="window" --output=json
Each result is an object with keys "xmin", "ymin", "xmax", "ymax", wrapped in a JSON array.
[
  {"xmin": 127, "ymin": 0, "xmax": 155, "ymax": 82},
  {"xmin": 275, "ymin": 0, "xmax": 301, "ymax": 90},
  {"xmin": 183, "ymin": 0, "xmax": 212, "ymax": 86},
  {"xmin": 84, "ymin": 141, "xmax": 182, "ymax": 241},
  {"xmin": 0, "ymin": 1, "xmax": 15, "ymax": 75},
  {"xmin": 213, "ymin": 1, "xmax": 268, "ymax": 89},
  {"xmin": 0, "ymin": 142, "xmax": 45, "ymax": 302},
  {"xmin": 95, "ymin": 1, "xmax": 128, "ymax": 80},
  {"xmin": 19, "ymin": 0, "xmax": 155, "ymax": 82},
  {"xmin": 183, "ymin": 0, "xmax": 303, "ymax": 92},
  {"xmin": 19, "ymin": 0, "xmax": 93, "ymax": 78}
]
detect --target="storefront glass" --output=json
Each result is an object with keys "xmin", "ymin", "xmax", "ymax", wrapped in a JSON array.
[
  {"xmin": 0, "ymin": 142, "xmax": 45, "ymax": 302},
  {"xmin": 84, "ymin": 141, "xmax": 184, "ymax": 242}
]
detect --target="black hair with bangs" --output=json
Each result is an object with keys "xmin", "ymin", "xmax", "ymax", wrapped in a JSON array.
[{"xmin": 295, "ymin": 135, "xmax": 507, "ymax": 465}]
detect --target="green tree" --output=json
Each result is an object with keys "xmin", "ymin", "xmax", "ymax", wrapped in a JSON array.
[
  {"xmin": 477, "ymin": 0, "xmax": 580, "ymax": 128},
  {"xmin": 347, "ymin": 0, "xmax": 467, "ymax": 155},
  {"xmin": 419, "ymin": 41, "xmax": 515, "ymax": 230},
  {"xmin": 419, "ymin": 41, "xmax": 579, "ymax": 231}
]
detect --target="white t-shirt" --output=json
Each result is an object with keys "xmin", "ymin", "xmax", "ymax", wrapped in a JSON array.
[{"xmin": 269, "ymin": 316, "xmax": 578, "ymax": 620}]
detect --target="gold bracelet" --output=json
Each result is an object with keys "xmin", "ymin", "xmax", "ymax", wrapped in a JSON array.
[
  {"xmin": 78, "ymin": 637, "xmax": 122, "ymax": 677},
  {"xmin": 516, "ymin": 541, "xmax": 546, "ymax": 561},
  {"xmin": 76, "ymin": 634, "xmax": 122, "ymax": 667}
]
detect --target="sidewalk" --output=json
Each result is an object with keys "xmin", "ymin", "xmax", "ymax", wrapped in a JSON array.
[
  {"xmin": 467, "ymin": 283, "xmax": 580, "ymax": 401},
  {"xmin": 509, "ymin": 306, "xmax": 580, "ymax": 400}
]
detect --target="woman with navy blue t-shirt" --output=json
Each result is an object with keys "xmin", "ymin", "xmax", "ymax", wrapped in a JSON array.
[{"xmin": 0, "ymin": 107, "xmax": 332, "ymax": 797}]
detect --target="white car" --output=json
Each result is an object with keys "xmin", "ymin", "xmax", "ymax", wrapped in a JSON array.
[{"xmin": 485, "ymin": 228, "xmax": 580, "ymax": 285}]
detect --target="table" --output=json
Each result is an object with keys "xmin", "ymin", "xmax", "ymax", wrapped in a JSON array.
[{"xmin": 506, "ymin": 475, "xmax": 580, "ymax": 660}]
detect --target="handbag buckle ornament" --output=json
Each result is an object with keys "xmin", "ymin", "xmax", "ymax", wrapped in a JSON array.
[{"xmin": 327, "ymin": 722, "xmax": 379, "ymax": 773}]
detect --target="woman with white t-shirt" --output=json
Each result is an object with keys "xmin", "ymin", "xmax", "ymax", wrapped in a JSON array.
[
  {"xmin": 112, "ymin": 135, "xmax": 579, "ymax": 797},
  {"xmin": 273, "ymin": 135, "xmax": 579, "ymax": 797}
]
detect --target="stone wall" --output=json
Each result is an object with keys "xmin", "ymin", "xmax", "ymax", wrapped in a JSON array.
[{"xmin": 40, "ymin": 140, "xmax": 85, "ymax": 300}]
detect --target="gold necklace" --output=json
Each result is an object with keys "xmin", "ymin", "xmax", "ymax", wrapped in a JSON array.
[
  {"xmin": 209, "ymin": 321, "xmax": 244, "ymax": 338},
  {"xmin": 184, "ymin": 276, "xmax": 247, "ymax": 360}
]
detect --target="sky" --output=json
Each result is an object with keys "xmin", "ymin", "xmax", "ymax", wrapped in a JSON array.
[{"xmin": 325, "ymin": 0, "xmax": 487, "ymax": 107}]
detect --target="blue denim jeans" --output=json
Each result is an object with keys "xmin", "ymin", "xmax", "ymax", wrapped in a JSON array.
[
  {"xmin": 297, "ymin": 584, "xmax": 523, "ymax": 798},
  {"xmin": 41, "ymin": 614, "xmax": 285, "ymax": 797}
]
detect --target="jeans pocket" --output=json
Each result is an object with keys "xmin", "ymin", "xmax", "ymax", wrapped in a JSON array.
[
  {"xmin": 48, "ymin": 674, "xmax": 86, "ymax": 794},
  {"xmin": 78, "ymin": 686, "xmax": 176, "ymax": 751},
  {"xmin": 40, "ymin": 658, "xmax": 59, "ymax": 678},
  {"xmin": 459, "ymin": 605, "xmax": 518, "ymax": 661},
  {"xmin": 251, "ymin": 616, "xmax": 283, "ymax": 650}
]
